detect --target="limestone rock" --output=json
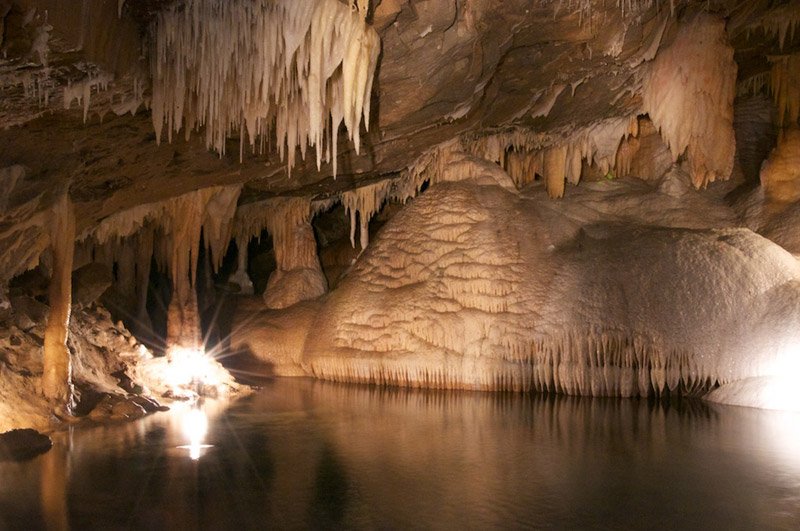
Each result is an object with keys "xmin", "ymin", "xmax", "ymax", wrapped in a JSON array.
[
  {"xmin": 10, "ymin": 295, "xmax": 48, "ymax": 331},
  {"xmin": 111, "ymin": 397, "xmax": 147, "ymax": 420},
  {"xmin": 71, "ymin": 262, "xmax": 113, "ymax": 308},
  {"xmin": 263, "ymin": 268, "xmax": 327, "ymax": 310},
  {"xmin": 230, "ymin": 297, "xmax": 321, "ymax": 376},
  {"xmin": 303, "ymin": 172, "xmax": 800, "ymax": 401}
]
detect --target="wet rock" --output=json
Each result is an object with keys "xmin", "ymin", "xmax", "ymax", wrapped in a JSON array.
[
  {"xmin": 88, "ymin": 394, "xmax": 147, "ymax": 420},
  {"xmin": 0, "ymin": 429, "xmax": 52, "ymax": 461},
  {"xmin": 72, "ymin": 262, "xmax": 113, "ymax": 308},
  {"xmin": 87, "ymin": 394, "xmax": 116, "ymax": 420},
  {"xmin": 111, "ymin": 398, "xmax": 147, "ymax": 420},
  {"xmin": 73, "ymin": 386, "xmax": 108, "ymax": 417},
  {"xmin": 113, "ymin": 370, "xmax": 143, "ymax": 394},
  {"xmin": 130, "ymin": 395, "xmax": 169, "ymax": 413}
]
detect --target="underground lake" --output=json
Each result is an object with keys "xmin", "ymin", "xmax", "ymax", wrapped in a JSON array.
[{"xmin": 1, "ymin": 378, "xmax": 799, "ymax": 530}]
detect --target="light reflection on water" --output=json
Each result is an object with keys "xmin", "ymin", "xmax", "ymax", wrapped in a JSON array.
[
  {"xmin": 176, "ymin": 406, "xmax": 213, "ymax": 461},
  {"xmin": 1, "ymin": 379, "xmax": 799, "ymax": 529}
]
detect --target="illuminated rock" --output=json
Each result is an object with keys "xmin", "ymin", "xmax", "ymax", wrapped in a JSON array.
[
  {"xmin": 298, "ymin": 167, "xmax": 800, "ymax": 407},
  {"xmin": 760, "ymin": 129, "xmax": 800, "ymax": 203}
]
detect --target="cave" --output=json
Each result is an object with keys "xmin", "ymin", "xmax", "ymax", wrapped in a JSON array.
[{"xmin": 1, "ymin": 0, "xmax": 800, "ymax": 528}]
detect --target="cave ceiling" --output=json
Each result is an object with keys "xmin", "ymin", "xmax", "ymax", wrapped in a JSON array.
[{"xmin": 0, "ymin": 0, "xmax": 798, "ymax": 235}]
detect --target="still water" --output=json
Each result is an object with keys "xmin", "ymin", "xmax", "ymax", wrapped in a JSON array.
[{"xmin": 1, "ymin": 378, "xmax": 799, "ymax": 530}]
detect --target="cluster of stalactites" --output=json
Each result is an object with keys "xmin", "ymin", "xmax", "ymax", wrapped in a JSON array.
[
  {"xmin": 536, "ymin": 0, "xmax": 670, "ymax": 23},
  {"xmin": 341, "ymin": 180, "xmax": 393, "ymax": 250},
  {"xmin": 643, "ymin": 12, "xmax": 736, "ymax": 189},
  {"xmin": 494, "ymin": 117, "xmax": 639, "ymax": 198},
  {"xmin": 746, "ymin": 1, "xmax": 800, "ymax": 51},
  {"xmin": 150, "ymin": 0, "xmax": 380, "ymax": 177},
  {"xmin": 398, "ymin": 117, "xmax": 639, "ymax": 200},
  {"xmin": 81, "ymin": 185, "xmax": 242, "ymax": 287},
  {"xmin": 234, "ymin": 196, "xmax": 321, "ymax": 270},
  {"xmin": 62, "ymin": 73, "xmax": 113, "ymax": 123},
  {"xmin": 234, "ymin": 181, "xmax": 401, "ymax": 259},
  {"xmin": 770, "ymin": 53, "xmax": 800, "ymax": 129}
]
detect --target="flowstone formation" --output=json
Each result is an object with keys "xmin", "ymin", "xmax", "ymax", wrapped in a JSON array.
[{"xmin": 297, "ymin": 168, "xmax": 800, "ymax": 399}]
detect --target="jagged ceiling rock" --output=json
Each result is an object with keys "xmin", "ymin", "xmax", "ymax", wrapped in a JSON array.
[{"xmin": 0, "ymin": 0, "xmax": 798, "ymax": 235}]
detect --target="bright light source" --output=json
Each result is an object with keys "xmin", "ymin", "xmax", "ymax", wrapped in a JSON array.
[
  {"xmin": 164, "ymin": 346, "xmax": 223, "ymax": 396},
  {"xmin": 763, "ymin": 345, "xmax": 800, "ymax": 411}
]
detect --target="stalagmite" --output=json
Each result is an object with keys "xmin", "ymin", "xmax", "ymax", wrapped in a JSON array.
[
  {"xmin": 643, "ymin": 13, "xmax": 737, "ymax": 188},
  {"xmin": 233, "ymin": 196, "xmax": 328, "ymax": 308},
  {"xmin": 42, "ymin": 194, "xmax": 75, "ymax": 412},
  {"xmin": 150, "ymin": 0, "xmax": 380, "ymax": 175},
  {"xmin": 770, "ymin": 53, "xmax": 800, "ymax": 129}
]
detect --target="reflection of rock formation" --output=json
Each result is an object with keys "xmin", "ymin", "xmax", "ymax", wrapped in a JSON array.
[{"xmin": 40, "ymin": 441, "xmax": 69, "ymax": 531}]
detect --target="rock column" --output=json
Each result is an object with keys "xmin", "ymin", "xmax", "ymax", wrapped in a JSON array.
[{"xmin": 42, "ymin": 194, "xmax": 75, "ymax": 411}]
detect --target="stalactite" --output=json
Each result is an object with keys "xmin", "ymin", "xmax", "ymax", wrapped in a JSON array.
[
  {"xmin": 150, "ymin": 0, "xmax": 380, "ymax": 176},
  {"xmin": 614, "ymin": 135, "xmax": 640, "ymax": 178},
  {"xmin": 62, "ymin": 73, "xmax": 113, "ymax": 123},
  {"xmin": 42, "ymin": 194, "xmax": 76, "ymax": 412},
  {"xmin": 770, "ymin": 53, "xmax": 800, "ymax": 129},
  {"xmin": 453, "ymin": 116, "xmax": 637, "ymax": 195},
  {"xmin": 643, "ymin": 12, "xmax": 736, "ymax": 188},
  {"xmin": 747, "ymin": 2, "xmax": 800, "ymax": 50},
  {"xmin": 737, "ymin": 71, "xmax": 770, "ymax": 98},
  {"xmin": 163, "ymin": 188, "xmax": 227, "ymax": 352},
  {"xmin": 166, "ymin": 211, "xmax": 202, "ymax": 350},
  {"xmin": 202, "ymin": 186, "xmax": 241, "ymax": 273},
  {"xmin": 341, "ymin": 180, "xmax": 393, "ymax": 250}
]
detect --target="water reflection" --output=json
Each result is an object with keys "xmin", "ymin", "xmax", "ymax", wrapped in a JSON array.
[
  {"xmin": 39, "ymin": 435, "xmax": 69, "ymax": 531},
  {"xmin": 0, "ymin": 380, "xmax": 798, "ymax": 529},
  {"xmin": 177, "ymin": 407, "xmax": 212, "ymax": 460}
]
